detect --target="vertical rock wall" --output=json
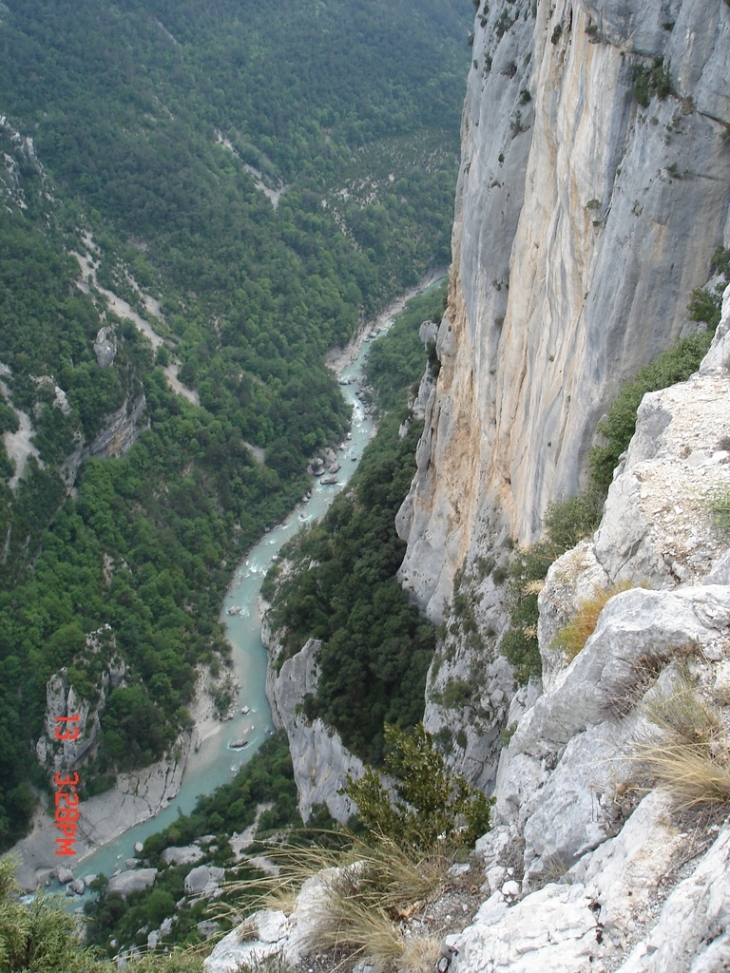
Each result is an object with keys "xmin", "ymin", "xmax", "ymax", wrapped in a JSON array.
[{"xmin": 397, "ymin": 0, "xmax": 730, "ymax": 622}]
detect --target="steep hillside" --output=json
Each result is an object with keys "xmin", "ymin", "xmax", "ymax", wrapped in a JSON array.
[{"xmin": 0, "ymin": 0, "xmax": 472, "ymax": 853}]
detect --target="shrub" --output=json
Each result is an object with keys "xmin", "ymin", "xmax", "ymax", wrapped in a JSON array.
[
  {"xmin": 687, "ymin": 287, "xmax": 722, "ymax": 329},
  {"xmin": 426, "ymin": 339, "xmax": 441, "ymax": 378},
  {"xmin": 498, "ymin": 484, "xmax": 605, "ymax": 685},
  {"xmin": 542, "ymin": 488, "xmax": 603, "ymax": 551},
  {"xmin": 630, "ymin": 57, "xmax": 674, "ymax": 107},
  {"xmin": 0, "ymin": 856, "xmax": 151, "ymax": 972},
  {"xmin": 709, "ymin": 487, "xmax": 730, "ymax": 534},
  {"xmin": 499, "ymin": 722, "xmax": 517, "ymax": 747},
  {"xmin": 710, "ymin": 245, "xmax": 730, "ymax": 279},
  {"xmin": 345, "ymin": 723, "xmax": 491, "ymax": 852},
  {"xmin": 499, "ymin": 625, "xmax": 541, "ymax": 684},
  {"xmin": 440, "ymin": 678, "xmax": 473, "ymax": 709}
]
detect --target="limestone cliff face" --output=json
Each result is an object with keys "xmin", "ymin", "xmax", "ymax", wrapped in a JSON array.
[
  {"xmin": 61, "ymin": 393, "xmax": 148, "ymax": 488},
  {"xmin": 263, "ymin": 623, "xmax": 364, "ymax": 824},
  {"xmin": 443, "ymin": 286, "xmax": 730, "ymax": 972},
  {"xmin": 398, "ymin": 0, "xmax": 730, "ymax": 622}
]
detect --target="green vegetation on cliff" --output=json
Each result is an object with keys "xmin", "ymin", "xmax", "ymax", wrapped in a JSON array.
[{"xmin": 263, "ymin": 286, "xmax": 446, "ymax": 764}]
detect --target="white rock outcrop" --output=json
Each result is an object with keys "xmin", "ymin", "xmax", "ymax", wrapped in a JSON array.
[
  {"xmin": 34, "ymin": 627, "xmax": 126, "ymax": 775},
  {"xmin": 442, "ymin": 288, "xmax": 730, "ymax": 971},
  {"xmin": 184, "ymin": 864, "xmax": 225, "ymax": 898},
  {"xmin": 107, "ymin": 868, "xmax": 157, "ymax": 897},
  {"xmin": 161, "ymin": 845, "xmax": 205, "ymax": 867},
  {"xmin": 93, "ymin": 326, "xmax": 117, "ymax": 368},
  {"xmin": 205, "ymin": 869, "xmax": 351, "ymax": 973},
  {"xmin": 265, "ymin": 636, "xmax": 364, "ymax": 823}
]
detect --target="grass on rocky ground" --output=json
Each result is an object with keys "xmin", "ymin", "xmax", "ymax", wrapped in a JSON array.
[
  {"xmin": 552, "ymin": 581, "xmax": 634, "ymax": 662},
  {"xmin": 634, "ymin": 673, "xmax": 730, "ymax": 809}
]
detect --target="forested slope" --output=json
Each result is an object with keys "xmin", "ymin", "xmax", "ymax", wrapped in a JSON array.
[{"xmin": 0, "ymin": 0, "xmax": 471, "ymax": 849}]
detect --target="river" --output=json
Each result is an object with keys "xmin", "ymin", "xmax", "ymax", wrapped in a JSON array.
[{"xmin": 72, "ymin": 271, "xmax": 446, "ymax": 883}]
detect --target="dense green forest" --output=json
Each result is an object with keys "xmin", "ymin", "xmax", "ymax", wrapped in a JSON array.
[
  {"xmin": 0, "ymin": 0, "xmax": 471, "ymax": 848},
  {"xmin": 263, "ymin": 287, "xmax": 445, "ymax": 764}
]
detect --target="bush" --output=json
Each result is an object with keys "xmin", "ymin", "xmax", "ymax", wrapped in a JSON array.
[
  {"xmin": 542, "ymin": 488, "xmax": 603, "ymax": 551},
  {"xmin": 630, "ymin": 57, "xmax": 674, "ymax": 107},
  {"xmin": 439, "ymin": 678, "xmax": 473, "ymax": 709},
  {"xmin": 687, "ymin": 287, "xmax": 722, "ymax": 329},
  {"xmin": 709, "ymin": 487, "xmax": 730, "ymax": 534},
  {"xmin": 345, "ymin": 723, "xmax": 491, "ymax": 852},
  {"xmin": 498, "ymin": 489, "xmax": 604, "ymax": 683},
  {"xmin": 710, "ymin": 245, "xmax": 730, "ymax": 279}
]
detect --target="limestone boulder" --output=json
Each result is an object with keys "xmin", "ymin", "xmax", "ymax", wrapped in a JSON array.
[
  {"xmin": 93, "ymin": 326, "xmax": 116, "ymax": 368},
  {"xmin": 107, "ymin": 869, "xmax": 157, "ymax": 897},
  {"xmin": 184, "ymin": 864, "xmax": 225, "ymax": 897},
  {"xmin": 161, "ymin": 845, "xmax": 205, "ymax": 867}
]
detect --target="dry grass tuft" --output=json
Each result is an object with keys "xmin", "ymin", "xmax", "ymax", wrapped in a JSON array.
[
  {"xmin": 634, "ymin": 742, "xmax": 730, "ymax": 807},
  {"xmin": 645, "ymin": 682, "xmax": 722, "ymax": 746},
  {"xmin": 553, "ymin": 581, "xmax": 633, "ymax": 662},
  {"xmin": 222, "ymin": 833, "xmax": 447, "ymax": 973},
  {"xmin": 307, "ymin": 878, "xmax": 404, "ymax": 973},
  {"xmin": 399, "ymin": 935, "xmax": 443, "ymax": 973},
  {"xmin": 634, "ymin": 674, "xmax": 730, "ymax": 809}
]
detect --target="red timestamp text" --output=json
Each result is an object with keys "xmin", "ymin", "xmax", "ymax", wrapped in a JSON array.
[{"xmin": 54, "ymin": 716, "xmax": 80, "ymax": 856}]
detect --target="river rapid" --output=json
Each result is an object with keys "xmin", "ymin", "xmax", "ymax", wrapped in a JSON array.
[{"xmin": 72, "ymin": 271, "xmax": 446, "ymax": 883}]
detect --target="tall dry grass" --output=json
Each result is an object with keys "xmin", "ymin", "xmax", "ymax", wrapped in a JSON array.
[
  {"xmin": 635, "ymin": 675, "xmax": 730, "ymax": 808},
  {"xmin": 221, "ymin": 833, "xmax": 448, "ymax": 973}
]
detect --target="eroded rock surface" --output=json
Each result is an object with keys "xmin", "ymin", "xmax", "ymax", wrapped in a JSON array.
[
  {"xmin": 398, "ymin": 0, "xmax": 730, "ymax": 622},
  {"xmin": 265, "ymin": 636, "xmax": 363, "ymax": 823}
]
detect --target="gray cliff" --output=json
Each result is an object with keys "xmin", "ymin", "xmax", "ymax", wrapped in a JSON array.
[
  {"xmin": 393, "ymin": 0, "xmax": 730, "ymax": 791},
  {"xmin": 398, "ymin": 0, "xmax": 730, "ymax": 621},
  {"xmin": 263, "ymin": 621, "xmax": 364, "ymax": 824}
]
